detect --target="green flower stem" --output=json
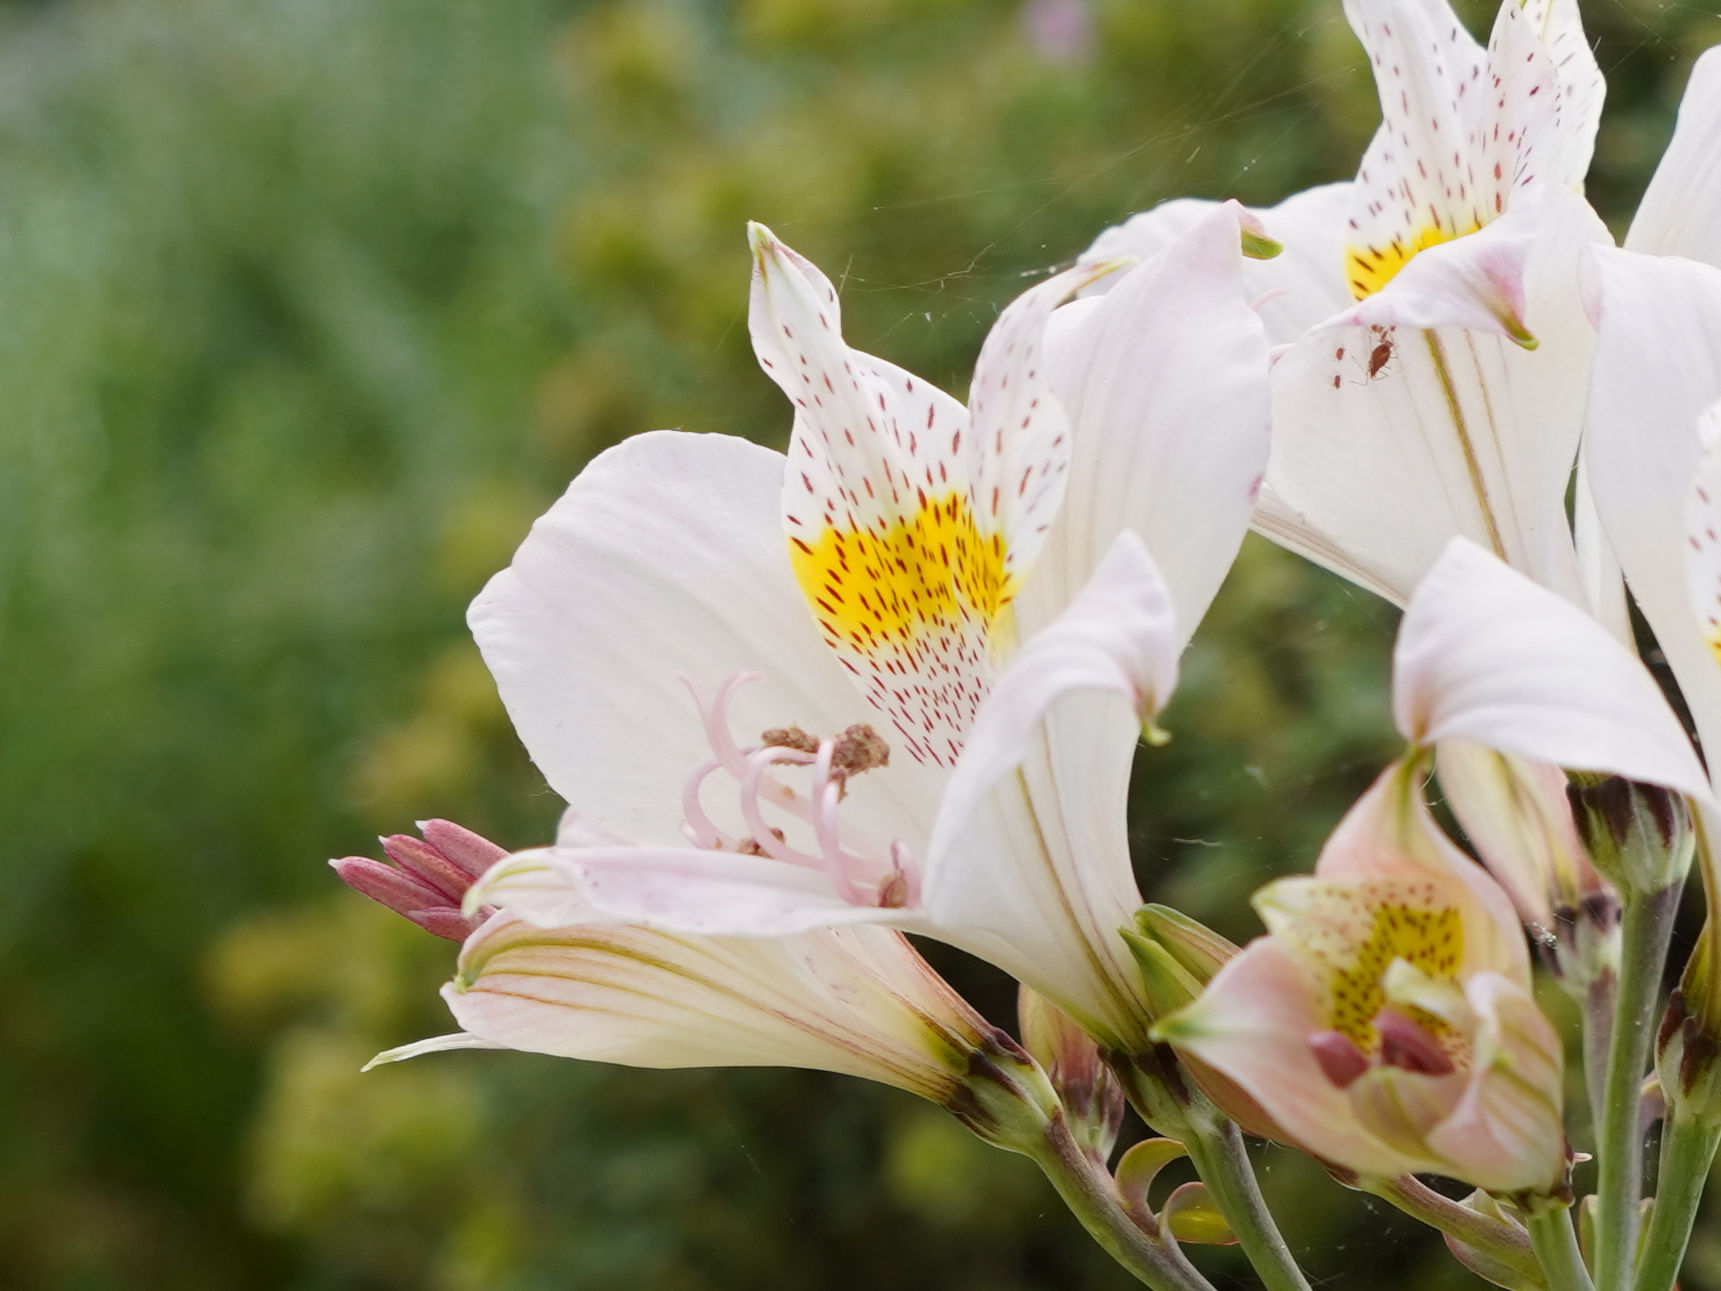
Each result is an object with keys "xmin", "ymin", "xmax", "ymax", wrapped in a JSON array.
[
  {"xmin": 1585, "ymin": 967, "xmax": 1618, "ymax": 1149},
  {"xmin": 1632, "ymin": 1113, "xmax": 1721, "ymax": 1291},
  {"xmin": 1111, "ymin": 1055, "xmax": 1312, "ymax": 1291},
  {"xmin": 1025, "ymin": 1115, "xmax": 1217, "ymax": 1291},
  {"xmin": 1526, "ymin": 1200, "xmax": 1595, "ymax": 1291},
  {"xmin": 1362, "ymin": 1176, "xmax": 1544, "ymax": 1289},
  {"xmin": 1595, "ymin": 886, "xmax": 1681, "ymax": 1291}
]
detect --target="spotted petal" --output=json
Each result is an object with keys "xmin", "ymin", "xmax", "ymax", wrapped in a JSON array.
[{"xmin": 754, "ymin": 223, "xmax": 1106, "ymax": 769}]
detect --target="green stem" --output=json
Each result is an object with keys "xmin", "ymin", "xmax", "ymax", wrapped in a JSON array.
[
  {"xmin": 1362, "ymin": 1176, "xmax": 1544, "ymax": 1289},
  {"xmin": 1109, "ymin": 1054, "xmax": 1311, "ymax": 1291},
  {"xmin": 1027, "ymin": 1116, "xmax": 1217, "ymax": 1291},
  {"xmin": 1527, "ymin": 1201, "xmax": 1595, "ymax": 1291},
  {"xmin": 1632, "ymin": 1113, "xmax": 1721, "ymax": 1291},
  {"xmin": 1595, "ymin": 887, "xmax": 1681, "ymax": 1291},
  {"xmin": 1585, "ymin": 967, "xmax": 1618, "ymax": 1151}
]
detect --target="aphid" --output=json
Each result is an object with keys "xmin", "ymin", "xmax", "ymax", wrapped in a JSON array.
[{"xmin": 1366, "ymin": 325, "xmax": 1395, "ymax": 380}]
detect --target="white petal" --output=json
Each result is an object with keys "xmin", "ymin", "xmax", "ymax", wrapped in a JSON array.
[
  {"xmin": 1395, "ymin": 539, "xmax": 1712, "ymax": 805},
  {"xmin": 1626, "ymin": 47, "xmax": 1721, "ymax": 264},
  {"xmin": 441, "ymin": 913, "xmax": 978, "ymax": 1101},
  {"xmin": 467, "ymin": 430, "xmax": 940, "ymax": 846},
  {"xmin": 1266, "ymin": 186, "xmax": 1609, "ymax": 602},
  {"xmin": 1023, "ymin": 204, "xmax": 1271, "ymax": 645},
  {"xmin": 1082, "ymin": 185, "xmax": 1355, "ymax": 345},
  {"xmin": 757, "ymin": 221, "xmax": 1106, "ymax": 770},
  {"xmin": 921, "ymin": 532, "xmax": 1177, "ymax": 1047},
  {"xmin": 364, "ymin": 1032, "xmax": 500, "ymax": 1070},
  {"xmin": 1583, "ymin": 248, "xmax": 1721, "ymax": 782}
]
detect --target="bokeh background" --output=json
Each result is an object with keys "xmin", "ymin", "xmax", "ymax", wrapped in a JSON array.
[{"xmin": 4, "ymin": 0, "xmax": 1720, "ymax": 1287}]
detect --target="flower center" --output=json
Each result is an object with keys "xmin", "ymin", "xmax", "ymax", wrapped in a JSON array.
[{"xmin": 1345, "ymin": 219, "xmax": 1480, "ymax": 300}]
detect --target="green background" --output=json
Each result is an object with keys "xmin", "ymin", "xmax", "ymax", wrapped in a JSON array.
[{"xmin": 2, "ymin": 0, "xmax": 1717, "ymax": 1287}]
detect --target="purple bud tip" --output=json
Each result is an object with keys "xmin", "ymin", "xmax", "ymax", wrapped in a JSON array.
[
  {"xmin": 1376, "ymin": 1010, "xmax": 1456, "ymax": 1077},
  {"xmin": 1309, "ymin": 1030, "xmax": 1370, "ymax": 1089}
]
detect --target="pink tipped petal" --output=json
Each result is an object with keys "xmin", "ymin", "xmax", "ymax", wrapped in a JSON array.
[
  {"xmin": 1626, "ymin": 47, "xmax": 1721, "ymax": 263},
  {"xmin": 922, "ymin": 532, "xmax": 1177, "ymax": 1045},
  {"xmin": 1395, "ymin": 539, "xmax": 1713, "ymax": 805},
  {"xmin": 1024, "ymin": 204, "xmax": 1271, "ymax": 645},
  {"xmin": 1583, "ymin": 249, "xmax": 1721, "ymax": 781}
]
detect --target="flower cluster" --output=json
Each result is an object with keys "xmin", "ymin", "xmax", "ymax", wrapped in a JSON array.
[{"xmin": 333, "ymin": 4, "xmax": 1721, "ymax": 1288}]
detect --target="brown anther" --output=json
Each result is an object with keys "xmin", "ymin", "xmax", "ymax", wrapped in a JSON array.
[
  {"xmin": 737, "ymin": 828, "xmax": 787, "ymax": 856},
  {"xmin": 876, "ymin": 870, "xmax": 908, "ymax": 909},
  {"xmin": 761, "ymin": 725, "xmax": 820, "ymax": 754},
  {"xmin": 830, "ymin": 723, "xmax": 890, "ymax": 778}
]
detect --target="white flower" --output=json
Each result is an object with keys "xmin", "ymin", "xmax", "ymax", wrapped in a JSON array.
[{"xmin": 465, "ymin": 214, "xmax": 1270, "ymax": 1049}]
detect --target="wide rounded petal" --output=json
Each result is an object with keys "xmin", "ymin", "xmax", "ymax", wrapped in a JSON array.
[
  {"xmin": 1023, "ymin": 205, "xmax": 1271, "ymax": 645},
  {"xmin": 922, "ymin": 533, "xmax": 1178, "ymax": 1048},
  {"xmin": 1265, "ymin": 186, "xmax": 1610, "ymax": 603},
  {"xmin": 467, "ymin": 430, "xmax": 940, "ymax": 846},
  {"xmin": 1583, "ymin": 248, "xmax": 1721, "ymax": 782},
  {"xmin": 1395, "ymin": 539, "xmax": 1712, "ymax": 805},
  {"xmin": 1626, "ymin": 47, "xmax": 1721, "ymax": 264}
]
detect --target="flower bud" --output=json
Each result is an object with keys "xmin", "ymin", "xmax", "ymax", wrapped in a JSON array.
[
  {"xmin": 1566, "ymin": 775, "xmax": 1694, "ymax": 898},
  {"xmin": 331, "ymin": 818, "xmax": 504, "ymax": 940},
  {"xmin": 1657, "ymin": 986, "xmax": 1721, "ymax": 1124},
  {"xmin": 1018, "ymin": 986, "xmax": 1124, "ymax": 1164},
  {"xmin": 1121, "ymin": 905, "xmax": 1239, "ymax": 1020}
]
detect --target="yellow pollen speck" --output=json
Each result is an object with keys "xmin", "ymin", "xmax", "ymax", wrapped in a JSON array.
[
  {"xmin": 1326, "ymin": 903, "xmax": 1465, "ymax": 1050},
  {"xmin": 789, "ymin": 491, "xmax": 1011, "ymax": 651},
  {"xmin": 1346, "ymin": 221, "xmax": 1481, "ymax": 300}
]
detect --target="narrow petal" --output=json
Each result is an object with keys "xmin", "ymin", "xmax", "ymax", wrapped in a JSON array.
[
  {"xmin": 364, "ymin": 1032, "xmax": 500, "ymax": 1070},
  {"xmin": 467, "ymin": 430, "xmax": 939, "ymax": 848},
  {"xmin": 1340, "ymin": 0, "xmax": 1594, "ymax": 300},
  {"xmin": 1394, "ymin": 539, "xmax": 1712, "ymax": 804},
  {"xmin": 1266, "ymin": 186, "xmax": 1609, "ymax": 602},
  {"xmin": 921, "ymin": 532, "xmax": 1177, "ymax": 1047},
  {"xmin": 440, "ymin": 913, "xmax": 981, "ymax": 1102},
  {"xmin": 1583, "ymin": 248, "xmax": 1721, "ymax": 781},
  {"xmin": 1023, "ymin": 204, "xmax": 1271, "ymax": 645},
  {"xmin": 1625, "ymin": 47, "xmax": 1721, "ymax": 264},
  {"xmin": 1158, "ymin": 938, "xmax": 1433, "ymax": 1179},
  {"xmin": 757, "ymin": 221, "xmax": 1106, "ymax": 769},
  {"xmin": 1082, "ymin": 185, "xmax": 1354, "ymax": 345}
]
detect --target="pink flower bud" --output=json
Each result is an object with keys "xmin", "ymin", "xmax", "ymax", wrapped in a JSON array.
[{"xmin": 332, "ymin": 819, "xmax": 503, "ymax": 941}]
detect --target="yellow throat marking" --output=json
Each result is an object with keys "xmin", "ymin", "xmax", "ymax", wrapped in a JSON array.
[
  {"xmin": 789, "ymin": 491, "xmax": 1012, "ymax": 654},
  {"xmin": 1346, "ymin": 221, "xmax": 1480, "ymax": 300},
  {"xmin": 1326, "ymin": 903, "xmax": 1465, "ymax": 1049}
]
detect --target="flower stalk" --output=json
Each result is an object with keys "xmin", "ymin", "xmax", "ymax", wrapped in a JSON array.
[
  {"xmin": 1524, "ymin": 1199, "xmax": 1594, "ymax": 1291},
  {"xmin": 1109, "ymin": 1051, "xmax": 1311, "ymax": 1291}
]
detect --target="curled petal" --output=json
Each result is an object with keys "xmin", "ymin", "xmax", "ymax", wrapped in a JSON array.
[
  {"xmin": 1395, "ymin": 539, "xmax": 1712, "ymax": 805},
  {"xmin": 922, "ymin": 532, "xmax": 1177, "ymax": 1047}
]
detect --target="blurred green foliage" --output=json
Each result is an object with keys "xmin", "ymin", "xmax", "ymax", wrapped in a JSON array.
[{"xmin": 2, "ymin": 0, "xmax": 1718, "ymax": 1287}]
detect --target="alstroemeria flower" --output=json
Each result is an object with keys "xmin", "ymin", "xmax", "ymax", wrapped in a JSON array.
[
  {"xmin": 466, "ymin": 214, "xmax": 1270, "ymax": 1050},
  {"xmin": 1157, "ymin": 756, "xmax": 1568, "ymax": 1193},
  {"xmin": 1158, "ymin": 539, "xmax": 1714, "ymax": 1193},
  {"xmin": 1084, "ymin": 0, "xmax": 1611, "ymax": 607}
]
